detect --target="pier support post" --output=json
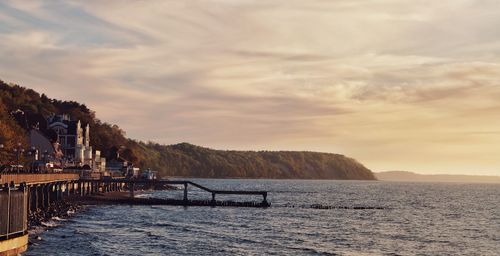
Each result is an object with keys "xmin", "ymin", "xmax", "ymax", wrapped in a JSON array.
[
  {"xmin": 43, "ymin": 184, "xmax": 50, "ymax": 208},
  {"xmin": 262, "ymin": 192, "xmax": 268, "ymax": 207},
  {"xmin": 37, "ymin": 185, "xmax": 43, "ymax": 209},
  {"xmin": 52, "ymin": 184, "xmax": 56, "ymax": 201},
  {"xmin": 129, "ymin": 182, "xmax": 135, "ymax": 198},
  {"xmin": 56, "ymin": 183, "xmax": 62, "ymax": 200},
  {"xmin": 27, "ymin": 185, "xmax": 33, "ymax": 213},
  {"xmin": 65, "ymin": 182, "xmax": 70, "ymax": 196},
  {"xmin": 211, "ymin": 193, "xmax": 216, "ymax": 206},
  {"xmin": 33, "ymin": 185, "xmax": 38, "ymax": 210},
  {"xmin": 183, "ymin": 183, "xmax": 188, "ymax": 203}
]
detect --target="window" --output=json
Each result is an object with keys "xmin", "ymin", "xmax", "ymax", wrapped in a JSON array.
[{"xmin": 60, "ymin": 137, "xmax": 66, "ymax": 146}]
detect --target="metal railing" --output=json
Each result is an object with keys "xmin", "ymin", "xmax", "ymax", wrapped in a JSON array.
[{"xmin": 0, "ymin": 183, "xmax": 28, "ymax": 240}]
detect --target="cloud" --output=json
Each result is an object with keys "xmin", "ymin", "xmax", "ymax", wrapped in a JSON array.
[{"xmin": 1, "ymin": 0, "xmax": 500, "ymax": 175}]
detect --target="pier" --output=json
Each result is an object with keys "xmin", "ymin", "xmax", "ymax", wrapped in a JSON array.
[
  {"xmin": 0, "ymin": 174, "xmax": 270, "ymax": 212},
  {"xmin": 96, "ymin": 179, "xmax": 270, "ymax": 207},
  {"xmin": 0, "ymin": 173, "xmax": 269, "ymax": 255}
]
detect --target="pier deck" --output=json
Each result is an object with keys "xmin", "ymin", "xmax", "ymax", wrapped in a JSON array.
[
  {"xmin": 1, "ymin": 174, "xmax": 270, "ymax": 209},
  {"xmin": 81, "ymin": 178, "xmax": 270, "ymax": 207}
]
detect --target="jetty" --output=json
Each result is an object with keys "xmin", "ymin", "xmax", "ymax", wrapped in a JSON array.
[
  {"xmin": 96, "ymin": 179, "xmax": 269, "ymax": 206},
  {"xmin": 0, "ymin": 173, "xmax": 270, "ymax": 255}
]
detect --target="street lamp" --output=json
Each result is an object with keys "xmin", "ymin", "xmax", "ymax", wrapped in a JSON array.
[
  {"xmin": 0, "ymin": 144, "xmax": 4, "ymax": 167},
  {"xmin": 42, "ymin": 150, "xmax": 51, "ymax": 173},
  {"xmin": 27, "ymin": 146, "xmax": 38, "ymax": 173},
  {"xmin": 13, "ymin": 143, "xmax": 25, "ymax": 173}
]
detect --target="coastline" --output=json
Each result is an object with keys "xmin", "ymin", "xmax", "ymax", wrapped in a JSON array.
[{"xmin": 27, "ymin": 191, "xmax": 136, "ymax": 245}]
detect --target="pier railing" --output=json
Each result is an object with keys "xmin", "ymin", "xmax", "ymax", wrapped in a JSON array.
[
  {"xmin": 93, "ymin": 179, "xmax": 270, "ymax": 206},
  {"xmin": 0, "ymin": 173, "xmax": 80, "ymax": 185},
  {"xmin": 0, "ymin": 183, "xmax": 28, "ymax": 241}
]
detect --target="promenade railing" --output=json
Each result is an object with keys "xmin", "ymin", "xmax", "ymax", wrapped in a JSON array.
[
  {"xmin": 0, "ymin": 183, "xmax": 28, "ymax": 240},
  {"xmin": 0, "ymin": 173, "xmax": 80, "ymax": 185}
]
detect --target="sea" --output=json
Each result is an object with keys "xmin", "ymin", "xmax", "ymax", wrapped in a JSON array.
[{"xmin": 25, "ymin": 179, "xmax": 499, "ymax": 256}]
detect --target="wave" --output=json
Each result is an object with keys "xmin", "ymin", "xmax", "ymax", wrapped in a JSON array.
[{"xmin": 41, "ymin": 221, "xmax": 60, "ymax": 228}]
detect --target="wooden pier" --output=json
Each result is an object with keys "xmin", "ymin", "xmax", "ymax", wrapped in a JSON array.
[
  {"xmin": 82, "ymin": 178, "xmax": 270, "ymax": 207},
  {"xmin": 0, "ymin": 174, "xmax": 270, "ymax": 255},
  {"xmin": 0, "ymin": 174, "xmax": 270, "ymax": 211}
]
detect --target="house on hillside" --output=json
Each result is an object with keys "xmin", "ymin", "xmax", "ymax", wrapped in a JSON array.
[
  {"xmin": 28, "ymin": 129, "xmax": 64, "ymax": 171},
  {"xmin": 106, "ymin": 149, "xmax": 138, "ymax": 177},
  {"xmin": 106, "ymin": 152, "xmax": 128, "ymax": 176},
  {"xmin": 12, "ymin": 111, "xmax": 107, "ymax": 173},
  {"xmin": 47, "ymin": 114, "xmax": 93, "ymax": 166}
]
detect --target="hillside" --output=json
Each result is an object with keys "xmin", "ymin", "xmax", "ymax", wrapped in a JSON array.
[
  {"xmin": 0, "ymin": 79, "xmax": 376, "ymax": 180},
  {"xmin": 376, "ymin": 171, "xmax": 500, "ymax": 184}
]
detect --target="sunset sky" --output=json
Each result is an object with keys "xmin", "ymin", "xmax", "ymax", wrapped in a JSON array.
[{"xmin": 1, "ymin": 1, "xmax": 499, "ymax": 175}]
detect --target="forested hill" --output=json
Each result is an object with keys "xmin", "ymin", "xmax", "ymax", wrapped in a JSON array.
[
  {"xmin": 135, "ymin": 143, "xmax": 375, "ymax": 179},
  {"xmin": 0, "ymin": 80, "xmax": 376, "ymax": 180}
]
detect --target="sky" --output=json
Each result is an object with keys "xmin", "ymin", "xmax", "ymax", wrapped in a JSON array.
[{"xmin": 1, "ymin": 0, "xmax": 499, "ymax": 175}]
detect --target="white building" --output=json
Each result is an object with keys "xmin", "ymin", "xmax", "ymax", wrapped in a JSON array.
[{"xmin": 46, "ymin": 114, "xmax": 98, "ymax": 168}]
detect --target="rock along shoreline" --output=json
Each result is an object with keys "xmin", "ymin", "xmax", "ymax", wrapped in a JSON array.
[{"xmin": 27, "ymin": 192, "xmax": 131, "ymax": 245}]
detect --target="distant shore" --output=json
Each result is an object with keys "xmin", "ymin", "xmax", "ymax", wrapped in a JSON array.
[
  {"xmin": 376, "ymin": 171, "xmax": 500, "ymax": 184},
  {"xmin": 166, "ymin": 176, "xmax": 379, "ymax": 181}
]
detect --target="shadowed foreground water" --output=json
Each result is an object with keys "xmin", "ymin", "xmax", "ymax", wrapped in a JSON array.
[{"xmin": 26, "ymin": 179, "xmax": 499, "ymax": 255}]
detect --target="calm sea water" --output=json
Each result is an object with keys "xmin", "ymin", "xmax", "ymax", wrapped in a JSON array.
[{"xmin": 26, "ymin": 179, "xmax": 499, "ymax": 255}]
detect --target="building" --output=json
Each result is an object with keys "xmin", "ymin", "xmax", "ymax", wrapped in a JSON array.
[
  {"xmin": 28, "ymin": 129, "xmax": 64, "ymax": 171},
  {"xmin": 28, "ymin": 129, "xmax": 56, "ymax": 157},
  {"xmin": 93, "ymin": 150, "xmax": 106, "ymax": 172},
  {"xmin": 13, "ymin": 111, "xmax": 106, "ymax": 173},
  {"xmin": 106, "ymin": 153, "xmax": 128, "ymax": 176},
  {"xmin": 46, "ymin": 114, "xmax": 92, "ymax": 166}
]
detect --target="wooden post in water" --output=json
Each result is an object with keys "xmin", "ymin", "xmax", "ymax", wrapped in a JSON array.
[
  {"xmin": 129, "ymin": 182, "xmax": 135, "ymax": 198},
  {"xmin": 183, "ymin": 183, "xmax": 188, "ymax": 203}
]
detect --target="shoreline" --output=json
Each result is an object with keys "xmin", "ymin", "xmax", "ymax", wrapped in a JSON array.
[{"xmin": 27, "ymin": 191, "xmax": 137, "ymax": 245}]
